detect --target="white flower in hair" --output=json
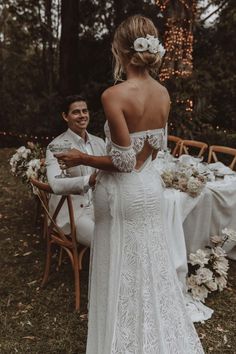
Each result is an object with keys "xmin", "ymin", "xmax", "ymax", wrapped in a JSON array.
[
  {"xmin": 133, "ymin": 37, "xmax": 149, "ymax": 52},
  {"xmin": 146, "ymin": 34, "xmax": 160, "ymax": 54},
  {"xmin": 133, "ymin": 34, "xmax": 166, "ymax": 57},
  {"xmin": 157, "ymin": 43, "xmax": 166, "ymax": 57}
]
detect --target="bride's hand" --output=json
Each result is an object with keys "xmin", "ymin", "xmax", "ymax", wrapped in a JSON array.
[{"xmin": 54, "ymin": 148, "xmax": 87, "ymax": 168}]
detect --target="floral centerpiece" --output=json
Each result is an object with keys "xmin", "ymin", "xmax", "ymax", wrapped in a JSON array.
[
  {"xmin": 187, "ymin": 228, "xmax": 236, "ymax": 302},
  {"xmin": 10, "ymin": 142, "xmax": 47, "ymax": 188},
  {"xmin": 161, "ymin": 165, "xmax": 206, "ymax": 197}
]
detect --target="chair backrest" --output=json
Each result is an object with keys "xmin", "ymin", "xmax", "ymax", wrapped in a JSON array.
[
  {"xmin": 30, "ymin": 178, "xmax": 77, "ymax": 247},
  {"xmin": 208, "ymin": 145, "xmax": 236, "ymax": 170},
  {"xmin": 179, "ymin": 140, "xmax": 208, "ymax": 158},
  {"xmin": 167, "ymin": 135, "xmax": 183, "ymax": 157}
]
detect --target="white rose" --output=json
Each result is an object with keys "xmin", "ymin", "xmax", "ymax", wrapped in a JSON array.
[
  {"xmin": 161, "ymin": 170, "xmax": 174, "ymax": 187},
  {"xmin": 212, "ymin": 246, "xmax": 227, "ymax": 258},
  {"xmin": 11, "ymin": 153, "xmax": 20, "ymax": 162},
  {"xmin": 146, "ymin": 35, "xmax": 160, "ymax": 54},
  {"xmin": 215, "ymin": 276, "xmax": 227, "ymax": 291},
  {"xmin": 213, "ymin": 259, "xmax": 229, "ymax": 277},
  {"xmin": 210, "ymin": 235, "xmax": 223, "ymax": 245},
  {"xmin": 157, "ymin": 43, "xmax": 166, "ymax": 57},
  {"xmin": 187, "ymin": 177, "xmax": 203, "ymax": 197},
  {"xmin": 178, "ymin": 177, "xmax": 188, "ymax": 192},
  {"xmin": 17, "ymin": 146, "xmax": 27, "ymax": 154},
  {"xmin": 187, "ymin": 274, "xmax": 197, "ymax": 289},
  {"xmin": 191, "ymin": 285, "xmax": 209, "ymax": 302},
  {"xmin": 216, "ymin": 256, "xmax": 229, "ymax": 266},
  {"xmin": 28, "ymin": 159, "xmax": 41, "ymax": 169},
  {"xmin": 26, "ymin": 166, "xmax": 38, "ymax": 179},
  {"xmin": 21, "ymin": 149, "xmax": 31, "ymax": 159},
  {"xmin": 195, "ymin": 267, "xmax": 213, "ymax": 285},
  {"xmin": 205, "ymin": 279, "xmax": 218, "ymax": 292},
  {"xmin": 189, "ymin": 249, "xmax": 209, "ymax": 267},
  {"xmin": 133, "ymin": 37, "xmax": 148, "ymax": 52},
  {"xmin": 10, "ymin": 156, "xmax": 16, "ymax": 166}
]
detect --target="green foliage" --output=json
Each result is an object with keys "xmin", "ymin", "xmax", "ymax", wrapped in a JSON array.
[
  {"xmin": 0, "ymin": 0, "xmax": 235, "ymax": 146},
  {"xmin": 0, "ymin": 0, "xmax": 61, "ymax": 141}
]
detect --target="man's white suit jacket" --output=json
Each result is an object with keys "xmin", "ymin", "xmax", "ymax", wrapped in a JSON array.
[{"xmin": 46, "ymin": 128, "xmax": 106, "ymax": 234}]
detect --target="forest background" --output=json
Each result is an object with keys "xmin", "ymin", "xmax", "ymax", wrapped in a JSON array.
[{"xmin": 0, "ymin": 0, "xmax": 235, "ymax": 147}]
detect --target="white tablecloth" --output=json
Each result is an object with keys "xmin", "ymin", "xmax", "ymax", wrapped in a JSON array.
[
  {"xmin": 163, "ymin": 174, "xmax": 236, "ymax": 322},
  {"xmin": 183, "ymin": 177, "xmax": 236, "ymax": 259}
]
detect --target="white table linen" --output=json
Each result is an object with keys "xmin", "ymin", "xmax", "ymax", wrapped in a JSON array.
[
  {"xmin": 163, "ymin": 188, "xmax": 214, "ymax": 322},
  {"xmin": 184, "ymin": 176, "xmax": 236, "ymax": 259},
  {"xmin": 157, "ymin": 157, "xmax": 236, "ymax": 322}
]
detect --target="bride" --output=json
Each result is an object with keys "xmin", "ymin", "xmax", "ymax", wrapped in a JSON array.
[{"xmin": 56, "ymin": 15, "xmax": 204, "ymax": 354}]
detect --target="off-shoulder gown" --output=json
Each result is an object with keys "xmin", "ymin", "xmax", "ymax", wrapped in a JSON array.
[{"xmin": 86, "ymin": 122, "xmax": 204, "ymax": 354}]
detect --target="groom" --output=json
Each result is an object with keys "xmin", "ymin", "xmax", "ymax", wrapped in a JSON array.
[{"xmin": 46, "ymin": 95, "xmax": 106, "ymax": 246}]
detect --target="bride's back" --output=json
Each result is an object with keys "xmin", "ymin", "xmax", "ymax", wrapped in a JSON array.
[
  {"xmin": 117, "ymin": 77, "xmax": 170, "ymax": 133},
  {"xmin": 103, "ymin": 76, "xmax": 170, "ymax": 170}
]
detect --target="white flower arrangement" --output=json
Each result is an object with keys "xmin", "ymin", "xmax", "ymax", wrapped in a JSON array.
[
  {"xmin": 133, "ymin": 34, "xmax": 166, "ymax": 57},
  {"xmin": 161, "ymin": 166, "xmax": 206, "ymax": 198},
  {"xmin": 10, "ymin": 142, "xmax": 47, "ymax": 191},
  {"xmin": 187, "ymin": 228, "xmax": 236, "ymax": 302}
]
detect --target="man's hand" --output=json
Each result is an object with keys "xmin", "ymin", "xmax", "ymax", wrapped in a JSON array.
[
  {"xmin": 89, "ymin": 172, "xmax": 98, "ymax": 189},
  {"xmin": 54, "ymin": 148, "xmax": 86, "ymax": 168}
]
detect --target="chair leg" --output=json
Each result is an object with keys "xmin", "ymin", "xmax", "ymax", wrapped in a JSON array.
[
  {"xmin": 73, "ymin": 250, "xmax": 81, "ymax": 311},
  {"xmin": 57, "ymin": 247, "xmax": 63, "ymax": 270},
  {"xmin": 41, "ymin": 240, "xmax": 52, "ymax": 287},
  {"xmin": 42, "ymin": 217, "xmax": 48, "ymax": 239},
  {"xmin": 78, "ymin": 246, "xmax": 88, "ymax": 270}
]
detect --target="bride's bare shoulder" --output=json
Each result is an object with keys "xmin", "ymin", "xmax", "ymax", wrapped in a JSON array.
[
  {"xmin": 101, "ymin": 82, "xmax": 130, "ymax": 103},
  {"xmin": 154, "ymin": 81, "xmax": 170, "ymax": 101}
]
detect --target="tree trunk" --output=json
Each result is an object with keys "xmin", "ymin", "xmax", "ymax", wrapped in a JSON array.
[
  {"xmin": 45, "ymin": 0, "xmax": 53, "ymax": 95},
  {"xmin": 59, "ymin": 0, "xmax": 79, "ymax": 96},
  {"xmin": 113, "ymin": 0, "xmax": 126, "ymax": 27}
]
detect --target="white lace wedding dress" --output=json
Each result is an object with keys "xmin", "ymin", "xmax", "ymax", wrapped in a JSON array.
[{"xmin": 86, "ymin": 122, "xmax": 204, "ymax": 354}]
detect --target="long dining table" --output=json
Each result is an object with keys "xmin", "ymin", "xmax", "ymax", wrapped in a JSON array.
[{"xmin": 154, "ymin": 157, "xmax": 236, "ymax": 321}]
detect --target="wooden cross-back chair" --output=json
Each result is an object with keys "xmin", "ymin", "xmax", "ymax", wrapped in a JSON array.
[
  {"xmin": 167, "ymin": 135, "xmax": 183, "ymax": 157},
  {"xmin": 208, "ymin": 145, "xmax": 236, "ymax": 170},
  {"xmin": 179, "ymin": 140, "xmax": 208, "ymax": 158},
  {"xmin": 30, "ymin": 177, "xmax": 88, "ymax": 311}
]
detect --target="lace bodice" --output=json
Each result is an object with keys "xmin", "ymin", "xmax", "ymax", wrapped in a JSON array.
[{"xmin": 104, "ymin": 121, "xmax": 165, "ymax": 172}]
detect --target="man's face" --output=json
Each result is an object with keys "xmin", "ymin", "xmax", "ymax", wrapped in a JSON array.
[{"xmin": 62, "ymin": 101, "xmax": 90, "ymax": 136}]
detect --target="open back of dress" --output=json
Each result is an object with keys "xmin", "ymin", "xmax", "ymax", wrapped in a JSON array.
[{"xmin": 104, "ymin": 120, "xmax": 166, "ymax": 172}]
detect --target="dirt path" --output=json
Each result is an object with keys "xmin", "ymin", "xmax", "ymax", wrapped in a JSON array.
[{"xmin": 1, "ymin": 148, "xmax": 236, "ymax": 353}]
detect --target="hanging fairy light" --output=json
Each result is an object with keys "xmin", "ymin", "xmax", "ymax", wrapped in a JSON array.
[
  {"xmin": 0, "ymin": 131, "xmax": 54, "ymax": 141},
  {"xmin": 156, "ymin": 0, "xmax": 197, "ymax": 81}
]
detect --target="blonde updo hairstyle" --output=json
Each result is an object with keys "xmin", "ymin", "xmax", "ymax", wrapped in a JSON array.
[{"xmin": 112, "ymin": 15, "xmax": 162, "ymax": 81}]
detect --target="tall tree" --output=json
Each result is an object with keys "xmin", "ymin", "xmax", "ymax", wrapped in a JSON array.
[
  {"xmin": 59, "ymin": 0, "xmax": 79, "ymax": 95},
  {"xmin": 44, "ymin": 0, "xmax": 54, "ymax": 94}
]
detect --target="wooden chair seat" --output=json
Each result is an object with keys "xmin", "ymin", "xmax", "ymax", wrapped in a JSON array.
[
  {"xmin": 30, "ymin": 177, "xmax": 88, "ymax": 311},
  {"xmin": 168, "ymin": 135, "xmax": 183, "ymax": 157},
  {"xmin": 179, "ymin": 139, "xmax": 208, "ymax": 158},
  {"xmin": 208, "ymin": 145, "xmax": 236, "ymax": 170}
]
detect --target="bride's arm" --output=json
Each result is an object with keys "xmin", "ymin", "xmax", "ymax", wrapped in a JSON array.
[
  {"xmin": 55, "ymin": 87, "xmax": 137, "ymax": 172},
  {"xmin": 55, "ymin": 148, "xmax": 118, "ymax": 171}
]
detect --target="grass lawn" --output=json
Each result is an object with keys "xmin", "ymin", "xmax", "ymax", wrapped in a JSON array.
[{"xmin": 1, "ymin": 148, "xmax": 236, "ymax": 353}]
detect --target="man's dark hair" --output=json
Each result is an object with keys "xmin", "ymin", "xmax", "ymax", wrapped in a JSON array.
[{"xmin": 62, "ymin": 95, "xmax": 87, "ymax": 115}]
